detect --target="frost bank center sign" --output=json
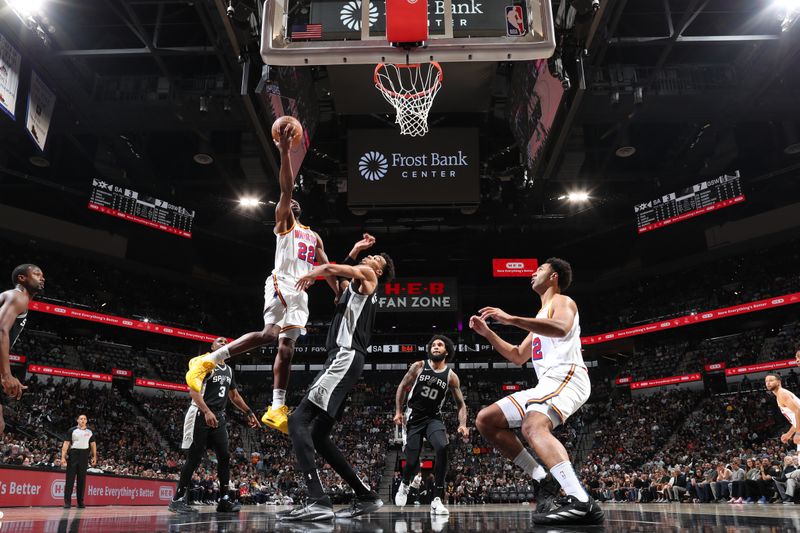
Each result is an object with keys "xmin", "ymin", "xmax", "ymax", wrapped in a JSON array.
[{"xmin": 347, "ymin": 128, "xmax": 479, "ymax": 206}]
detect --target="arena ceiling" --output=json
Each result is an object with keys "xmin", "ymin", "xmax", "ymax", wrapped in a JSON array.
[{"xmin": 0, "ymin": 0, "xmax": 799, "ymax": 278}]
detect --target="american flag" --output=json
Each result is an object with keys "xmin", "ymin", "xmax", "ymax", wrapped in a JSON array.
[{"xmin": 291, "ymin": 24, "xmax": 323, "ymax": 39}]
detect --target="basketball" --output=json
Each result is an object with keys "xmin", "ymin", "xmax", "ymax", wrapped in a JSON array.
[{"xmin": 271, "ymin": 116, "xmax": 303, "ymax": 148}]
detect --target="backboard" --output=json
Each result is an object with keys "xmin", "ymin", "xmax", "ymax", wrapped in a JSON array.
[{"xmin": 261, "ymin": 0, "xmax": 556, "ymax": 65}]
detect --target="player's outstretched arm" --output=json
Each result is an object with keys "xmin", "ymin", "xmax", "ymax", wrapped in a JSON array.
[
  {"xmin": 394, "ymin": 361, "xmax": 424, "ymax": 425},
  {"xmin": 469, "ymin": 315, "xmax": 532, "ymax": 366},
  {"xmin": 297, "ymin": 264, "xmax": 378, "ymax": 294},
  {"xmin": 0, "ymin": 290, "xmax": 28, "ymax": 400},
  {"xmin": 274, "ymin": 125, "xmax": 296, "ymax": 234},
  {"xmin": 449, "ymin": 372, "xmax": 469, "ymax": 441},
  {"xmin": 478, "ymin": 295, "xmax": 576, "ymax": 338}
]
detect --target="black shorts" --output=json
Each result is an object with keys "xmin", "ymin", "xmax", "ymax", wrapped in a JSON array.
[
  {"xmin": 404, "ymin": 418, "xmax": 448, "ymax": 449},
  {"xmin": 181, "ymin": 407, "xmax": 229, "ymax": 452},
  {"xmin": 305, "ymin": 347, "xmax": 365, "ymax": 419}
]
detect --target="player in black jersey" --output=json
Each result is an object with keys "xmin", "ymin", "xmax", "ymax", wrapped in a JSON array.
[
  {"xmin": 169, "ymin": 337, "xmax": 259, "ymax": 514},
  {"xmin": 281, "ymin": 247, "xmax": 395, "ymax": 522},
  {"xmin": 393, "ymin": 335, "xmax": 468, "ymax": 515},
  {"xmin": 0, "ymin": 264, "xmax": 45, "ymax": 435}
]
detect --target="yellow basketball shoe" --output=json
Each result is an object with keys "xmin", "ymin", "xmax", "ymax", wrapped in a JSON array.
[
  {"xmin": 262, "ymin": 404, "xmax": 290, "ymax": 434},
  {"xmin": 185, "ymin": 354, "xmax": 217, "ymax": 393}
]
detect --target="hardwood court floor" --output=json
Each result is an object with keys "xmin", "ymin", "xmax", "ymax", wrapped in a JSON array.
[{"xmin": 1, "ymin": 502, "xmax": 799, "ymax": 532}]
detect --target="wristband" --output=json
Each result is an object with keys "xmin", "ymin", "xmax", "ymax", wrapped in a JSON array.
[{"xmin": 342, "ymin": 255, "xmax": 357, "ymax": 266}]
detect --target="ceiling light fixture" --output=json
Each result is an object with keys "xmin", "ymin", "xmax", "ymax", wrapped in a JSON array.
[{"xmin": 239, "ymin": 197, "xmax": 261, "ymax": 208}]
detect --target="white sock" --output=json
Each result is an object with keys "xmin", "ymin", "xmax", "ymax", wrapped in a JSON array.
[
  {"xmin": 272, "ymin": 389, "xmax": 286, "ymax": 408},
  {"xmin": 550, "ymin": 460, "xmax": 589, "ymax": 502},
  {"xmin": 208, "ymin": 346, "xmax": 230, "ymax": 364},
  {"xmin": 513, "ymin": 449, "xmax": 547, "ymax": 481}
]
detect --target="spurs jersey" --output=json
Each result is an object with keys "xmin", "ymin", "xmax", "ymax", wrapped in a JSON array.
[
  {"xmin": 325, "ymin": 282, "xmax": 377, "ymax": 354},
  {"xmin": 193, "ymin": 364, "xmax": 236, "ymax": 412},
  {"xmin": 272, "ymin": 222, "xmax": 318, "ymax": 283},
  {"xmin": 530, "ymin": 299, "xmax": 586, "ymax": 379},
  {"xmin": 9, "ymin": 288, "xmax": 27, "ymax": 348},
  {"xmin": 406, "ymin": 360, "xmax": 451, "ymax": 425},
  {"xmin": 779, "ymin": 390, "xmax": 800, "ymax": 427}
]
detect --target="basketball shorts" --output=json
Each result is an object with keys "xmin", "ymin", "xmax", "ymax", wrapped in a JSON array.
[
  {"xmin": 402, "ymin": 417, "xmax": 448, "ymax": 450},
  {"xmin": 496, "ymin": 363, "xmax": 590, "ymax": 429},
  {"xmin": 263, "ymin": 274, "xmax": 309, "ymax": 339},
  {"xmin": 182, "ymin": 405, "xmax": 229, "ymax": 451},
  {"xmin": 305, "ymin": 347, "xmax": 365, "ymax": 419}
]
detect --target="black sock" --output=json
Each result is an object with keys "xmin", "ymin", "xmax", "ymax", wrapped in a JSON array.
[{"xmin": 173, "ymin": 487, "xmax": 187, "ymax": 502}]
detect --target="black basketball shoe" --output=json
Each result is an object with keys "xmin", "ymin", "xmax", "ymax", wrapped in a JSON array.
[
  {"xmin": 216, "ymin": 497, "xmax": 242, "ymax": 512},
  {"xmin": 334, "ymin": 492, "xmax": 384, "ymax": 518},
  {"xmin": 168, "ymin": 499, "xmax": 199, "ymax": 514},
  {"xmin": 532, "ymin": 495, "xmax": 604, "ymax": 525},
  {"xmin": 534, "ymin": 472, "xmax": 561, "ymax": 513},
  {"xmin": 278, "ymin": 496, "xmax": 335, "ymax": 521}
]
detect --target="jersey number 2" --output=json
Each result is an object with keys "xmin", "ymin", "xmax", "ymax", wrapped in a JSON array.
[
  {"xmin": 297, "ymin": 242, "xmax": 316, "ymax": 265},
  {"xmin": 531, "ymin": 337, "xmax": 543, "ymax": 360}
]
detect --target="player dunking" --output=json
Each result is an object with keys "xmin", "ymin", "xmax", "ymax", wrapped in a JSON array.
[
  {"xmin": 170, "ymin": 337, "xmax": 259, "ymax": 514},
  {"xmin": 186, "ymin": 124, "xmax": 335, "ymax": 434},
  {"xmin": 766, "ymin": 373, "xmax": 800, "ymax": 451},
  {"xmin": 469, "ymin": 258, "xmax": 603, "ymax": 525},
  {"xmin": 393, "ymin": 335, "xmax": 468, "ymax": 515},
  {"xmin": 279, "ymin": 249, "xmax": 395, "ymax": 521},
  {"xmin": 0, "ymin": 264, "xmax": 45, "ymax": 435}
]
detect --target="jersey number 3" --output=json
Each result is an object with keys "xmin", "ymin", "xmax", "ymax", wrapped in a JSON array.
[
  {"xmin": 531, "ymin": 337, "xmax": 543, "ymax": 360},
  {"xmin": 297, "ymin": 242, "xmax": 316, "ymax": 264}
]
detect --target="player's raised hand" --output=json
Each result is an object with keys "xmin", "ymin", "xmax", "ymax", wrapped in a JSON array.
[
  {"xmin": 393, "ymin": 411, "xmax": 405, "ymax": 426},
  {"xmin": 1, "ymin": 373, "xmax": 27, "ymax": 400},
  {"xmin": 457, "ymin": 425, "xmax": 470, "ymax": 442},
  {"xmin": 479, "ymin": 306, "xmax": 512, "ymax": 325},
  {"xmin": 276, "ymin": 123, "xmax": 296, "ymax": 153},
  {"xmin": 468, "ymin": 315, "xmax": 490, "ymax": 337}
]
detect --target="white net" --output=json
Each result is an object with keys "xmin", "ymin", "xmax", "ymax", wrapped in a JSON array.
[{"xmin": 374, "ymin": 62, "xmax": 443, "ymax": 137}]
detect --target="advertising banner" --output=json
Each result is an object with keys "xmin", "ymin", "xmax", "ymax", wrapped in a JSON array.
[
  {"xmin": 27, "ymin": 365, "xmax": 111, "ymax": 383},
  {"xmin": 582, "ymin": 292, "xmax": 800, "ymax": 345},
  {"xmin": 29, "ymin": 301, "xmax": 227, "ymax": 343},
  {"xmin": 0, "ymin": 466, "xmax": 175, "ymax": 507},
  {"xmin": 724, "ymin": 359, "xmax": 796, "ymax": 377},
  {"xmin": 9, "ymin": 353, "xmax": 25, "ymax": 364},
  {"xmin": 348, "ymin": 129, "xmax": 479, "ymax": 206},
  {"xmin": 112, "ymin": 368, "xmax": 133, "ymax": 377},
  {"xmin": 0, "ymin": 32, "xmax": 21, "ymax": 118},
  {"xmin": 630, "ymin": 373, "xmax": 702, "ymax": 390},
  {"xmin": 615, "ymin": 376, "xmax": 632, "ymax": 385},
  {"xmin": 492, "ymin": 258, "xmax": 538, "ymax": 277},
  {"xmin": 377, "ymin": 278, "xmax": 458, "ymax": 312},
  {"xmin": 705, "ymin": 362, "xmax": 726, "ymax": 372},
  {"xmin": 26, "ymin": 71, "xmax": 56, "ymax": 151},
  {"xmin": 135, "ymin": 378, "xmax": 189, "ymax": 392}
]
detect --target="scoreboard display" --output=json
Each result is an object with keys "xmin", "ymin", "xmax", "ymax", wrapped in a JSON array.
[
  {"xmin": 634, "ymin": 171, "xmax": 745, "ymax": 234},
  {"xmin": 88, "ymin": 178, "xmax": 195, "ymax": 238}
]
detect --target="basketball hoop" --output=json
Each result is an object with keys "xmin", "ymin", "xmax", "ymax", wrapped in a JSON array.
[{"xmin": 374, "ymin": 62, "xmax": 443, "ymax": 137}]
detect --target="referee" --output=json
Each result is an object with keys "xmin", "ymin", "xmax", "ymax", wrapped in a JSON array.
[
  {"xmin": 61, "ymin": 414, "xmax": 96, "ymax": 508},
  {"xmin": 169, "ymin": 337, "xmax": 259, "ymax": 514}
]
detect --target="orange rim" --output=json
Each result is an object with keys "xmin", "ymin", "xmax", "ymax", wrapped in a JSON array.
[{"xmin": 374, "ymin": 61, "xmax": 443, "ymax": 100}]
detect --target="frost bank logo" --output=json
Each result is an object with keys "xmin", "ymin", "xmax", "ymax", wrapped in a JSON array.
[
  {"xmin": 359, "ymin": 151, "xmax": 388, "ymax": 181},
  {"xmin": 340, "ymin": 1, "xmax": 379, "ymax": 31}
]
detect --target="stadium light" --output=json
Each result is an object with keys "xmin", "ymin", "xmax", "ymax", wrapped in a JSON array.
[
  {"xmin": 8, "ymin": 0, "xmax": 45, "ymax": 18},
  {"xmin": 566, "ymin": 191, "xmax": 590, "ymax": 202},
  {"xmin": 774, "ymin": 0, "xmax": 800, "ymax": 31},
  {"xmin": 239, "ymin": 196, "xmax": 261, "ymax": 208}
]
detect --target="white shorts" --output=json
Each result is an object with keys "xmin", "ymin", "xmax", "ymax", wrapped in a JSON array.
[
  {"xmin": 263, "ymin": 274, "xmax": 308, "ymax": 339},
  {"xmin": 496, "ymin": 364, "xmax": 590, "ymax": 429}
]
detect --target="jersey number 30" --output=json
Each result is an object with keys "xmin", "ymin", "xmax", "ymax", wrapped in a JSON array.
[
  {"xmin": 297, "ymin": 242, "xmax": 316, "ymax": 264},
  {"xmin": 420, "ymin": 385, "xmax": 439, "ymax": 400},
  {"xmin": 531, "ymin": 337, "xmax": 543, "ymax": 360}
]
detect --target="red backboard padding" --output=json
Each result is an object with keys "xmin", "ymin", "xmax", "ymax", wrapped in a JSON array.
[{"xmin": 386, "ymin": 0, "xmax": 429, "ymax": 43}]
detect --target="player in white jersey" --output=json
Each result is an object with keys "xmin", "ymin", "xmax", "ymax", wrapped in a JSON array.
[
  {"xmin": 766, "ymin": 373, "xmax": 800, "ymax": 451},
  {"xmin": 469, "ymin": 258, "xmax": 602, "ymax": 525},
  {"xmin": 186, "ymin": 124, "xmax": 367, "ymax": 434}
]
